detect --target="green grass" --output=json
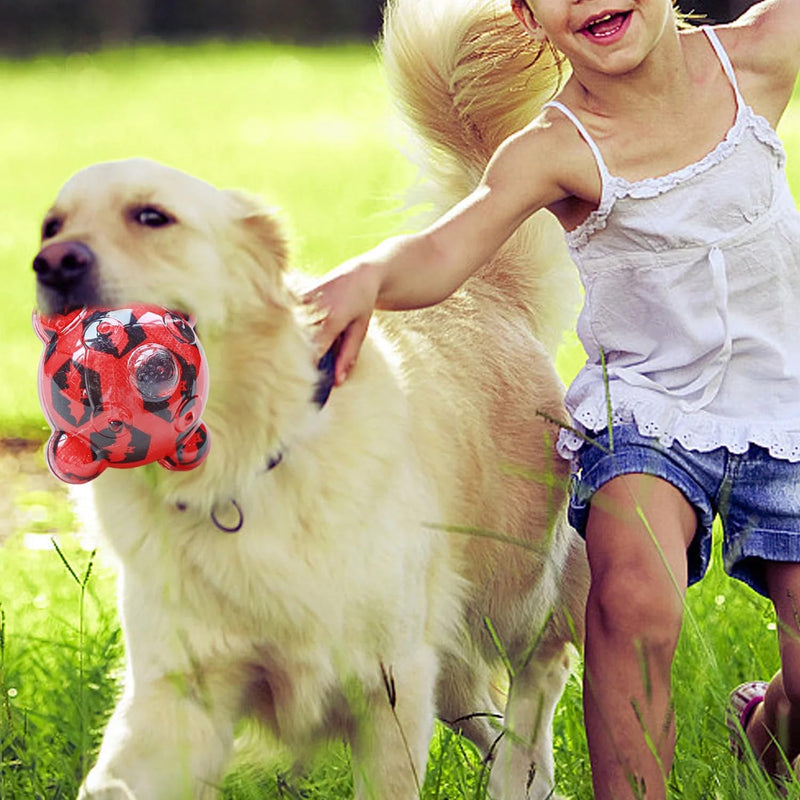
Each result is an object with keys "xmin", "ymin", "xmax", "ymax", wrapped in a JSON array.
[
  {"xmin": 3, "ymin": 40, "xmax": 800, "ymax": 800},
  {"xmin": 0, "ymin": 466, "xmax": 790, "ymax": 799}
]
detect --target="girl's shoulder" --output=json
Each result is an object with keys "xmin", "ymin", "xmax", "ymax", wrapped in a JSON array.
[{"xmin": 489, "ymin": 102, "xmax": 603, "ymax": 212}]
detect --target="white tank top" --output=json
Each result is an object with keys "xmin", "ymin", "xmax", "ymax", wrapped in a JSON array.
[{"xmin": 553, "ymin": 27, "xmax": 800, "ymax": 461}]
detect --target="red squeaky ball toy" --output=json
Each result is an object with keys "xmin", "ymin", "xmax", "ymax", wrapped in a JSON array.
[{"xmin": 33, "ymin": 305, "xmax": 210, "ymax": 484}]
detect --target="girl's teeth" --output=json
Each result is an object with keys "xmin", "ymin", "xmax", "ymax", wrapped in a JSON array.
[{"xmin": 587, "ymin": 12, "xmax": 626, "ymax": 36}]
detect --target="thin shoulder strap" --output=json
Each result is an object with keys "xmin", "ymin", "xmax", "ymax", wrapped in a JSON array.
[
  {"xmin": 543, "ymin": 100, "xmax": 611, "ymax": 181},
  {"xmin": 702, "ymin": 26, "xmax": 744, "ymax": 104}
]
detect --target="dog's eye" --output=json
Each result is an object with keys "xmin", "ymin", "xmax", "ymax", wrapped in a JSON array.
[
  {"xmin": 42, "ymin": 217, "xmax": 62, "ymax": 240},
  {"xmin": 133, "ymin": 207, "xmax": 175, "ymax": 228}
]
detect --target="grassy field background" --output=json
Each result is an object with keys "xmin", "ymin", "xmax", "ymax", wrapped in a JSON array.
[
  {"xmin": 0, "ymin": 41, "xmax": 417, "ymax": 440},
  {"xmin": 2, "ymin": 39, "xmax": 800, "ymax": 799}
]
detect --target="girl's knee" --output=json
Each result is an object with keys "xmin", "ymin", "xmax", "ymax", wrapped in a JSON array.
[
  {"xmin": 587, "ymin": 563, "xmax": 685, "ymax": 651},
  {"xmin": 770, "ymin": 669, "xmax": 800, "ymax": 713}
]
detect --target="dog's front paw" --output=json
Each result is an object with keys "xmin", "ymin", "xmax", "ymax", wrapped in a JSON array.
[{"xmin": 78, "ymin": 774, "xmax": 137, "ymax": 800}]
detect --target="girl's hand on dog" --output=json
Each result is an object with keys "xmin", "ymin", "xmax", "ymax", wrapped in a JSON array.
[
  {"xmin": 305, "ymin": 259, "xmax": 382, "ymax": 385},
  {"xmin": 307, "ymin": 219, "xmax": 498, "ymax": 385}
]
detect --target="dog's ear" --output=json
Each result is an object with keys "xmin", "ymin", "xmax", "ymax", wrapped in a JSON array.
[{"xmin": 225, "ymin": 189, "xmax": 290, "ymax": 274}]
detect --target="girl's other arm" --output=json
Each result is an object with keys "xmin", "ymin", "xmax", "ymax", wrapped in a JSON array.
[{"xmin": 726, "ymin": 0, "xmax": 800, "ymax": 121}]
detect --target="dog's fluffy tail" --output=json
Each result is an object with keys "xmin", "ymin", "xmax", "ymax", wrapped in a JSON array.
[{"xmin": 381, "ymin": 0, "xmax": 579, "ymax": 355}]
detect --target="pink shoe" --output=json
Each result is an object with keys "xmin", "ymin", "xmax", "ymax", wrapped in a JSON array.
[{"xmin": 727, "ymin": 681, "xmax": 768, "ymax": 757}]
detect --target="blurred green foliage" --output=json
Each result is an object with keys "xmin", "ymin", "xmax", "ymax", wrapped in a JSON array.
[{"xmin": 0, "ymin": 0, "xmax": 384, "ymax": 55}]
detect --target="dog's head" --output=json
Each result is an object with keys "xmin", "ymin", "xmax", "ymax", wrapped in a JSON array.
[
  {"xmin": 33, "ymin": 158, "xmax": 292, "ymax": 331},
  {"xmin": 32, "ymin": 160, "xmax": 331, "ymax": 492}
]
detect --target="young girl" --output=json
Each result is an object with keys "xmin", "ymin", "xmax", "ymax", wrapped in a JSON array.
[{"xmin": 308, "ymin": 0, "xmax": 800, "ymax": 796}]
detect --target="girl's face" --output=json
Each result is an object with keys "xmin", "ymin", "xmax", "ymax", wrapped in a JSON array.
[{"xmin": 513, "ymin": 0, "xmax": 676, "ymax": 77}]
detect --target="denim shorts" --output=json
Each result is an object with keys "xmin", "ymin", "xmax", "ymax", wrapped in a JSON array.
[{"xmin": 568, "ymin": 423, "xmax": 800, "ymax": 597}]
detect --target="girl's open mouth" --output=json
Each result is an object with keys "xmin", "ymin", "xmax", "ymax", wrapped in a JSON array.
[{"xmin": 580, "ymin": 11, "xmax": 632, "ymax": 40}]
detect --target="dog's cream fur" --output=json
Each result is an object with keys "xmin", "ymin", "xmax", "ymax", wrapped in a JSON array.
[{"xmin": 36, "ymin": 1, "xmax": 587, "ymax": 798}]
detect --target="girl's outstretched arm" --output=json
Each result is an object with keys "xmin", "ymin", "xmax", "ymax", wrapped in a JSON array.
[{"xmin": 306, "ymin": 119, "xmax": 575, "ymax": 384}]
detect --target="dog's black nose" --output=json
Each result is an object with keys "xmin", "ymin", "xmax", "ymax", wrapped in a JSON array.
[{"xmin": 33, "ymin": 241, "xmax": 95, "ymax": 290}]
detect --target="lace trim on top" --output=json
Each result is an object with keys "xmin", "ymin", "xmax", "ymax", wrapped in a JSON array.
[
  {"xmin": 564, "ymin": 109, "xmax": 785, "ymax": 251},
  {"xmin": 556, "ymin": 397, "xmax": 800, "ymax": 463},
  {"xmin": 552, "ymin": 26, "xmax": 787, "ymax": 251}
]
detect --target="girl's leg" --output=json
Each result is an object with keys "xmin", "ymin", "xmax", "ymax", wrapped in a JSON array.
[
  {"xmin": 744, "ymin": 562, "xmax": 800, "ymax": 774},
  {"xmin": 584, "ymin": 474, "xmax": 697, "ymax": 800}
]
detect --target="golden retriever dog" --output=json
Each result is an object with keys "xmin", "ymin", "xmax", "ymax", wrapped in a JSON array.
[{"xmin": 33, "ymin": 0, "xmax": 587, "ymax": 798}]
